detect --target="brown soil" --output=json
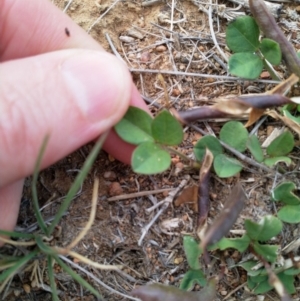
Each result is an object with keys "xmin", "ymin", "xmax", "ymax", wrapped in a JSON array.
[{"xmin": 2, "ymin": 1, "xmax": 300, "ymax": 300}]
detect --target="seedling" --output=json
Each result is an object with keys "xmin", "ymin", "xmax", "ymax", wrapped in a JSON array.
[
  {"xmin": 272, "ymin": 181, "xmax": 300, "ymax": 223},
  {"xmin": 0, "ymin": 133, "xmax": 119, "ymax": 301},
  {"xmin": 226, "ymin": 16, "xmax": 281, "ymax": 79}
]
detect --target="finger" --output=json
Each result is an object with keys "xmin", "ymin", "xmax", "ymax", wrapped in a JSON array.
[
  {"xmin": 0, "ymin": 179, "xmax": 23, "ymax": 246},
  {"xmin": 0, "ymin": 0, "xmax": 102, "ymax": 60},
  {"xmin": 103, "ymin": 85, "xmax": 148, "ymax": 164},
  {"xmin": 0, "ymin": 49, "xmax": 133, "ymax": 187}
]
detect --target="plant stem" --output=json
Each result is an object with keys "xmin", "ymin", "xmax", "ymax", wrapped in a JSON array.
[
  {"xmin": 262, "ymin": 58, "xmax": 281, "ymax": 81},
  {"xmin": 165, "ymin": 146, "xmax": 201, "ymax": 169}
]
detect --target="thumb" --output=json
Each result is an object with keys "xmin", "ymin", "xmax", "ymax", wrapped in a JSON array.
[{"xmin": 0, "ymin": 49, "xmax": 132, "ymax": 187}]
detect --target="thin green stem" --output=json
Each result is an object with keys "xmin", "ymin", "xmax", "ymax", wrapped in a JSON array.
[
  {"xmin": 32, "ymin": 135, "xmax": 50, "ymax": 236},
  {"xmin": 262, "ymin": 58, "xmax": 281, "ymax": 81},
  {"xmin": 47, "ymin": 256, "xmax": 59, "ymax": 301},
  {"xmin": 0, "ymin": 230, "xmax": 34, "ymax": 239},
  {"xmin": 165, "ymin": 146, "xmax": 201, "ymax": 169}
]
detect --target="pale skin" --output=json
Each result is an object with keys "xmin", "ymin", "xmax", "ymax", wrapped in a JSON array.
[{"xmin": 0, "ymin": 0, "xmax": 148, "ymax": 244}]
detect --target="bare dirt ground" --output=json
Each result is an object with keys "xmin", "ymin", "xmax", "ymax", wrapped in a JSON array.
[{"xmin": 2, "ymin": 0, "xmax": 300, "ymax": 300}]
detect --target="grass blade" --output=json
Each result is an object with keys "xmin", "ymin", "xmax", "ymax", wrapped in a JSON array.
[
  {"xmin": 47, "ymin": 255, "xmax": 59, "ymax": 301},
  {"xmin": 48, "ymin": 132, "xmax": 108, "ymax": 235},
  {"xmin": 32, "ymin": 135, "xmax": 50, "ymax": 235},
  {"xmin": 0, "ymin": 250, "xmax": 38, "ymax": 283},
  {"xmin": 0, "ymin": 230, "xmax": 34, "ymax": 239},
  {"xmin": 54, "ymin": 255, "xmax": 102, "ymax": 299}
]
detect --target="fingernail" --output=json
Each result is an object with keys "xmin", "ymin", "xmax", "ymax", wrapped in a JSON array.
[{"xmin": 62, "ymin": 51, "xmax": 130, "ymax": 123}]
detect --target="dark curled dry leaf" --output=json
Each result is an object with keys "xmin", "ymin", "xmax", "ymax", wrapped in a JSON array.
[
  {"xmin": 249, "ymin": 0, "xmax": 300, "ymax": 78},
  {"xmin": 198, "ymin": 149, "xmax": 213, "ymax": 228},
  {"xmin": 131, "ymin": 280, "xmax": 216, "ymax": 301},
  {"xmin": 237, "ymin": 94, "xmax": 291, "ymax": 109},
  {"xmin": 200, "ymin": 184, "xmax": 247, "ymax": 250},
  {"xmin": 177, "ymin": 107, "xmax": 227, "ymax": 124}
]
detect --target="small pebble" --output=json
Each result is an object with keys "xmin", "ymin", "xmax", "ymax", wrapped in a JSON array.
[
  {"xmin": 260, "ymin": 71, "xmax": 270, "ymax": 79},
  {"xmin": 103, "ymin": 171, "xmax": 117, "ymax": 181},
  {"xmin": 140, "ymin": 52, "xmax": 151, "ymax": 62},
  {"xmin": 23, "ymin": 284, "xmax": 31, "ymax": 294},
  {"xmin": 109, "ymin": 182, "xmax": 123, "ymax": 196},
  {"xmin": 155, "ymin": 45, "xmax": 167, "ymax": 52}
]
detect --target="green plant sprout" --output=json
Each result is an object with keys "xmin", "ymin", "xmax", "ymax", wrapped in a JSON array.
[
  {"xmin": 210, "ymin": 215, "xmax": 299, "ymax": 295},
  {"xmin": 115, "ymin": 109, "xmax": 295, "ymax": 178},
  {"xmin": 181, "ymin": 216, "xmax": 298, "ymax": 296},
  {"xmin": 226, "ymin": 16, "xmax": 282, "ymax": 80},
  {"xmin": 0, "ymin": 133, "xmax": 120, "ymax": 301}
]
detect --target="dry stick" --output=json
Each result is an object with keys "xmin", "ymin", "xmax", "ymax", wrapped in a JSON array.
[
  {"xmin": 107, "ymin": 188, "xmax": 173, "ymax": 202},
  {"xmin": 105, "ymin": 33, "xmax": 125, "ymax": 63},
  {"xmin": 141, "ymin": 0, "xmax": 163, "ymax": 7},
  {"xmin": 63, "ymin": 0, "xmax": 73, "ymax": 13},
  {"xmin": 130, "ymin": 68, "xmax": 279, "ymax": 84},
  {"xmin": 208, "ymin": 0, "xmax": 228, "ymax": 63},
  {"xmin": 55, "ymin": 248, "xmax": 121, "ymax": 270},
  {"xmin": 66, "ymin": 178, "xmax": 99, "ymax": 250},
  {"xmin": 87, "ymin": 0, "xmax": 121, "ymax": 33},
  {"xmin": 59, "ymin": 255, "xmax": 140, "ymax": 301},
  {"xmin": 138, "ymin": 176, "xmax": 190, "ymax": 246},
  {"xmin": 0, "ymin": 237, "xmax": 37, "ymax": 247}
]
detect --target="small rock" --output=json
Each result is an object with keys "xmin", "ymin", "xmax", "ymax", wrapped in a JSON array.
[
  {"xmin": 103, "ymin": 171, "xmax": 117, "ymax": 181},
  {"xmin": 140, "ymin": 52, "xmax": 151, "ymax": 63},
  {"xmin": 171, "ymin": 88, "xmax": 181, "ymax": 96},
  {"xmin": 260, "ymin": 71, "xmax": 270, "ymax": 79},
  {"xmin": 127, "ymin": 29, "xmax": 144, "ymax": 40},
  {"xmin": 119, "ymin": 36, "xmax": 135, "ymax": 43},
  {"xmin": 109, "ymin": 182, "xmax": 123, "ymax": 196},
  {"xmin": 155, "ymin": 45, "xmax": 167, "ymax": 52},
  {"xmin": 23, "ymin": 284, "xmax": 31, "ymax": 294}
]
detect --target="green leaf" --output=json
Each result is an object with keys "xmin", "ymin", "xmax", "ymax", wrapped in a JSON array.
[
  {"xmin": 263, "ymin": 156, "xmax": 292, "ymax": 167},
  {"xmin": 278, "ymin": 204, "xmax": 300, "ymax": 223},
  {"xmin": 179, "ymin": 269, "xmax": 207, "ymax": 291},
  {"xmin": 266, "ymin": 131, "xmax": 294, "ymax": 157},
  {"xmin": 244, "ymin": 215, "xmax": 282, "ymax": 242},
  {"xmin": 247, "ymin": 135, "xmax": 264, "ymax": 162},
  {"xmin": 220, "ymin": 121, "xmax": 248, "ymax": 152},
  {"xmin": 248, "ymin": 275, "xmax": 272, "ymax": 294},
  {"xmin": 282, "ymin": 107, "xmax": 300, "ymax": 124},
  {"xmin": 278, "ymin": 272, "xmax": 296, "ymax": 294},
  {"xmin": 183, "ymin": 236, "xmax": 202, "ymax": 270},
  {"xmin": 229, "ymin": 53, "xmax": 263, "ymax": 79},
  {"xmin": 151, "ymin": 110, "xmax": 183, "ymax": 146},
  {"xmin": 238, "ymin": 261, "xmax": 263, "ymax": 277},
  {"xmin": 193, "ymin": 135, "xmax": 223, "ymax": 162},
  {"xmin": 132, "ymin": 141, "xmax": 171, "ymax": 174},
  {"xmin": 226, "ymin": 16, "xmax": 260, "ymax": 52},
  {"xmin": 216, "ymin": 235, "xmax": 250, "ymax": 252},
  {"xmin": 115, "ymin": 106, "xmax": 153, "ymax": 145},
  {"xmin": 259, "ymin": 38, "xmax": 282, "ymax": 65},
  {"xmin": 214, "ymin": 154, "xmax": 243, "ymax": 178},
  {"xmin": 284, "ymin": 267, "xmax": 300, "ymax": 276},
  {"xmin": 252, "ymin": 242, "xmax": 278, "ymax": 263},
  {"xmin": 272, "ymin": 181, "xmax": 300, "ymax": 205}
]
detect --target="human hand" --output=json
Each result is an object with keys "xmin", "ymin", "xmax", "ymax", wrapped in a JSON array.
[{"xmin": 0, "ymin": 0, "xmax": 148, "ymax": 236}]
